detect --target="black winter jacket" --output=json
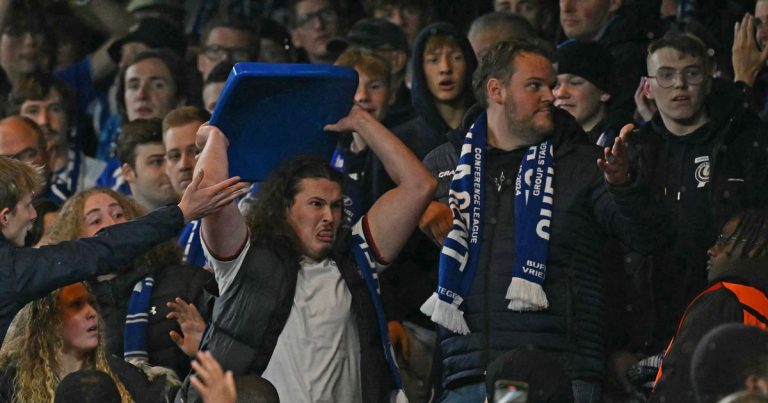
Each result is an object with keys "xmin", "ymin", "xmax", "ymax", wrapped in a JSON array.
[
  {"xmin": 633, "ymin": 78, "xmax": 768, "ymax": 347},
  {"xmin": 0, "ymin": 354, "xmax": 174, "ymax": 402},
  {"xmin": 649, "ymin": 257, "xmax": 768, "ymax": 403},
  {"xmin": 0, "ymin": 206, "xmax": 184, "ymax": 346},
  {"xmin": 177, "ymin": 224, "xmax": 396, "ymax": 403},
  {"xmin": 423, "ymin": 106, "xmax": 663, "ymax": 386},
  {"xmin": 89, "ymin": 262, "xmax": 212, "ymax": 378}
]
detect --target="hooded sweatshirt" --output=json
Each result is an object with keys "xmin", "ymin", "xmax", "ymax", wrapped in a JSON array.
[
  {"xmin": 365, "ymin": 23, "xmax": 478, "ymax": 204},
  {"xmin": 635, "ymin": 78, "xmax": 768, "ymax": 347}
]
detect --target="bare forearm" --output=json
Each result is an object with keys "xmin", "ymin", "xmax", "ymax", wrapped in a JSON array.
[{"xmin": 197, "ymin": 130, "xmax": 247, "ymax": 257}]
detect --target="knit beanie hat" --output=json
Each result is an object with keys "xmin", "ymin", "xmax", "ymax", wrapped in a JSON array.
[{"xmin": 554, "ymin": 40, "xmax": 614, "ymax": 92}]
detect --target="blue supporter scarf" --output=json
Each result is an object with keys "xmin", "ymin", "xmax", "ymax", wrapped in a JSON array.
[
  {"xmin": 124, "ymin": 276, "xmax": 154, "ymax": 362},
  {"xmin": 421, "ymin": 112, "xmax": 554, "ymax": 335},
  {"xmin": 350, "ymin": 223, "xmax": 408, "ymax": 402},
  {"xmin": 509, "ymin": 141, "xmax": 554, "ymax": 310}
]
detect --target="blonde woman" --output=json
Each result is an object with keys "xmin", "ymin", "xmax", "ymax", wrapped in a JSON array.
[
  {"xmin": 47, "ymin": 188, "xmax": 211, "ymax": 380},
  {"xmin": 0, "ymin": 283, "xmax": 152, "ymax": 402}
]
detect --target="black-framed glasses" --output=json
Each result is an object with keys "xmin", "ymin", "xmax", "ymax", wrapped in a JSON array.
[
  {"xmin": 202, "ymin": 45, "xmax": 253, "ymax": 62},
  {"xmin": 295, "ymin": 8, "xmax": 337, "ymax": 29},
  {"xmin": 648, "ymin": 66, "xmax": 705, "ymax": 88}
]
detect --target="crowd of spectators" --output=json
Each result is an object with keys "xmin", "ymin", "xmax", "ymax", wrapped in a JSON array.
[{"xmin": 0, "ymin": 0, "xmax": 768, "ymax": 402}]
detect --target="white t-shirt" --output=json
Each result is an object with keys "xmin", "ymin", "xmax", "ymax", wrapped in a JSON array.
[{"xmin": 203, "ymin": 221, "xmax": 386, "ymax": 403}]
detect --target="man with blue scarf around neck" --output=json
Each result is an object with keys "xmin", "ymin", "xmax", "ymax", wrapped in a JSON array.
[{"xmin": 420, "ymin": 38, "xmax": 663, "ymax": 403}]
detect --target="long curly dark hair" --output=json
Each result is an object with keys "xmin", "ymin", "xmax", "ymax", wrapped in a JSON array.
[{"xmin": 246, "ymin": 155, "xmax": 343, "ymax": 261}]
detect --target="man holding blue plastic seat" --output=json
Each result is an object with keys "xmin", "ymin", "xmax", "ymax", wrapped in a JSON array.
[{"xmin": 177, "ymin": 102, "xmax": 435, "ymax": 402}]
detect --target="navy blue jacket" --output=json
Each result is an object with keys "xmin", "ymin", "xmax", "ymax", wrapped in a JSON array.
[
  {"xmin": 424, "ymin": 107, "xmax": 663, "ymax": 385},
  {"xmin": 0, "ymin": 206, "xmax": 184, "ymax": 345}
]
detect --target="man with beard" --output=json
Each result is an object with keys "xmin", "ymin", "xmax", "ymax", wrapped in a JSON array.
[{"xmin": 419, "ymin": 38, "xmax": 661, "ymax": 402}]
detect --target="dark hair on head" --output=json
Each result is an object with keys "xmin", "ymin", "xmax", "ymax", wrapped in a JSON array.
[
  {"xmin": 472, "ymin": 38, "xmax": 553, "ymax": 109},
  {"xmin": 24, "ymin": 197, "xmax": 60, "ymax": 247},
  {"xmin": 647, "ymin": 33, "xmax": 714, "ymax": 75},
  {"xmin": 725, "ymin": 210, "xmax": 768, "ymax": 259},
  {"xmin": 6, "ymin": 72, "xmax": 75, "ymax": 130},
  {"xmin": 260, "ymin": 17, "xmax": 292, "ymax": 51},
  {"xmin": 116, "ymin": 118, "xmax": 163, "ymax": 168},
  {"xmin": 116, "ymin": 49, "xmax": 187, "ymax": 122},
  {"xmin": 204, "ymin": 61, "xmax": 234, "ymax": 85},
  {"xmin": 288, "ymin": 0, "xmax": 340, "ymax": 27},
  {"xmin": 246, "ymin": 155, "xmax": 343, "ymax": 260},
  {"xmin": 1, "ymin": 5, "xmax": 56, "ymax": 73},
  {"xmin": 365, "ymin": 0, "xmax": 432, "ymax": 19},
  {"xmin": 200, "ymin": 16, "xmax": 260, "ymax": 57}
]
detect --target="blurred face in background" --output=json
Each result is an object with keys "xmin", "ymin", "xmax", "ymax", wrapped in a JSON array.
[
  {"xmin": 291, "ymin": 0, "xmax": 339, "ymax": 63},
  {"xmin": 124, "ymin": 57, "xmax": 178, "ymax": 121},
  {"xmin": 164, "ymin": 120, "xmax": 201, "ymax": 194},
  {"xmin": 559, "ymin": 0, "xmax": 620, "ymax": 40}
]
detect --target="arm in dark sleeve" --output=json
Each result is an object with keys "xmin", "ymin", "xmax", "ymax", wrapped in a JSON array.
[
  {"xmin": 649, "ymin": 289, "xmax": 742, "ymax": 403},
  {"xmin": 12, "ymin": 206, "xmax": 185, "ymax": 304},
  {"xmin": 591, "ymin": 144, "xmax": 668, "ymax": 254},
  {"xmin": 422, "ymin": 143, "xmax": 458, "ymax": 205}
]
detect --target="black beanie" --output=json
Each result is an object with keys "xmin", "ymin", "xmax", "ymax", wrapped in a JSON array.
[
  {"xmin": 554, "ymin": 40, "xmax": 614, "ymax": 93},
  {"xmin": 54, "ymin": 370, "xmax": 121, "ymax": 403}
]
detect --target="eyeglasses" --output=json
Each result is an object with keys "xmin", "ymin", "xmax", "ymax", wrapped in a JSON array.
[
  {"xmin": 715, "ymin": 232, "xmax": 748, "ymax": 247},
  {"xmin": 648, "ymin": 67, "xmax": 705, "ymax": 88},
  {"xmin": 294, "ymin": 8, "xmax": 337, "ymax": 29},
  {"xmin": 202, "ymin": 45, "xmax": 253, "ymax": 62}
]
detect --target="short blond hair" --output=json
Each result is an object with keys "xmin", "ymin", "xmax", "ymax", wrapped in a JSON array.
[{"xmin": 0, "ymin": 156, "xmax": 44, "ymax": 212}]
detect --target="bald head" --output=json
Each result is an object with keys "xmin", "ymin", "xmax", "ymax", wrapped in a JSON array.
[
  {"xmin": 469, "ymin": 12, "xmax": 537, "ymax": 60},
  {"xmin": 0, "ymin": 116, "xmax": 49, "ymax": 171}
]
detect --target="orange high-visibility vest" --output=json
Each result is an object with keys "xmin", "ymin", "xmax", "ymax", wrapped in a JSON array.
[{"xmin": 654, "ymin": 281, "xmax": 768, "ymax": 386}]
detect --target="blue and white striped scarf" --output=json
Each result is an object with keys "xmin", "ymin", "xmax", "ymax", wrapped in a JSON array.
[
  {"xmin": 350, "ymin": 223, "xmax": 408, "ymax": 403},
  {"xmin": 124, "ymin": 276, "xmax": 154, "ymax": 361},
  {"xmin": 421, "ymin": 112, "xmax": 554, "ymax": 335}
]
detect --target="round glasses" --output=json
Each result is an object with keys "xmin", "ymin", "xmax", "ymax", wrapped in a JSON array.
[{"xmin": 648, "ymin": 67, "xmax": 705, "ymax": 88}]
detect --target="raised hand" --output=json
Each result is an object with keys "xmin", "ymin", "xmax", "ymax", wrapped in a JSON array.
[
  {"xmin": 598, "ymin": 123, "xmax": 634, "ymax": 185},
  {"xmin": 190, "ymin": 351, "xmax": 237, "ymax": 403},
  {"xmin": 733, "ymin": 13, "xmax": 768, "ymax": 86},
  {"xmin": 167, "ymin": 297, "xmax": 206, "ymax": 357},
  {"xmin": 177, "ymin": 169, "xmax": 247, "ymax": 223},
  {"xmin": 634, "ymin": 77, "xmax": 656, "ymax": 122}
]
